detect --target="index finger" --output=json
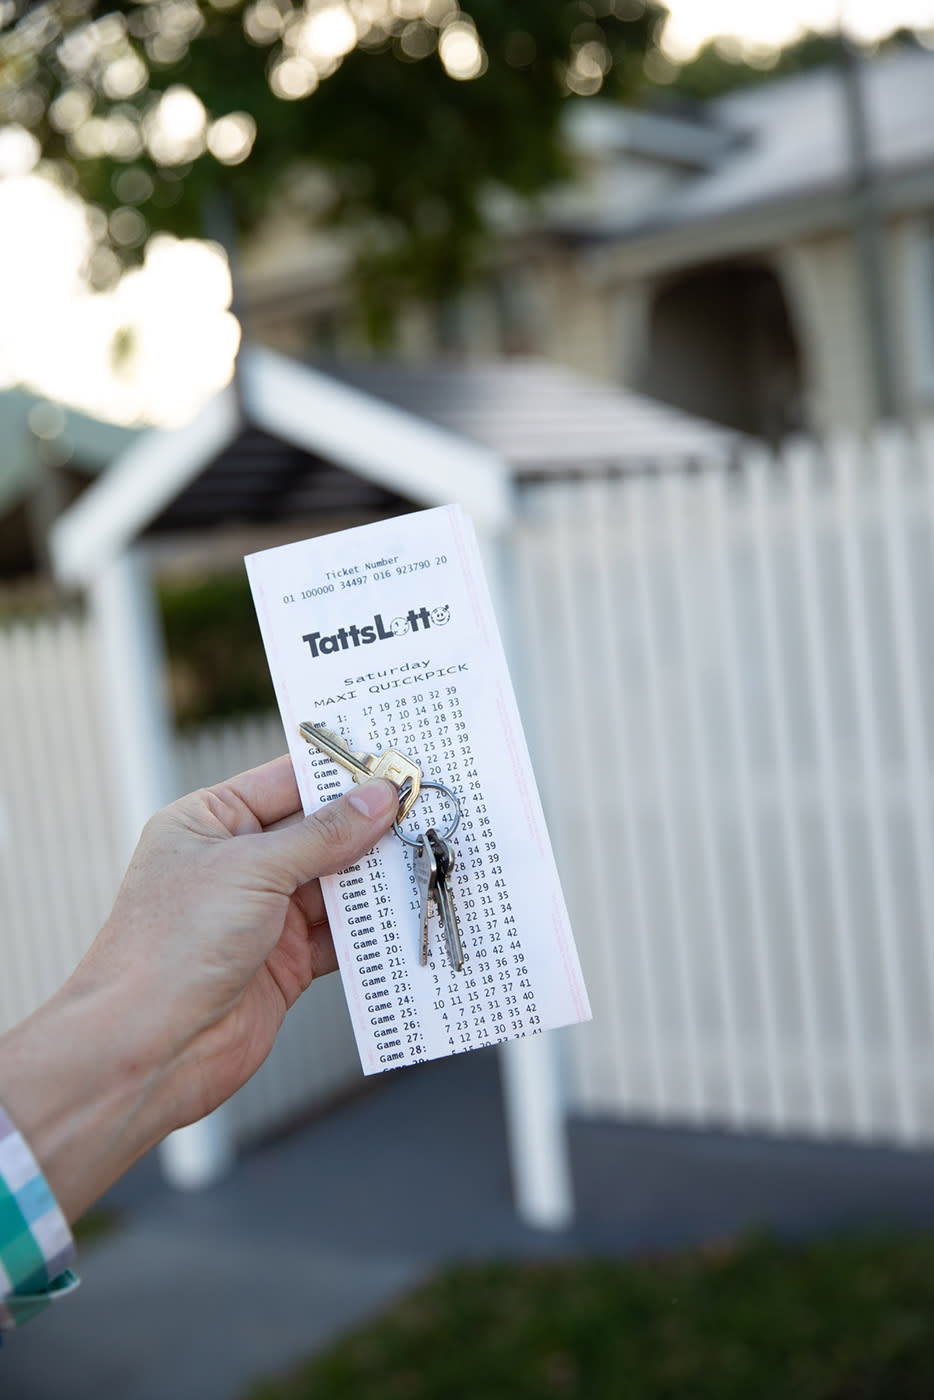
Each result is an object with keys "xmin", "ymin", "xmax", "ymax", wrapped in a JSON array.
[{"xmin": 211, "ymin": 754, "xmax": 304, "ymax": 829}]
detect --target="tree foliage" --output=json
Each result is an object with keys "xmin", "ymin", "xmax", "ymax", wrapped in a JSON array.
[
  {"xmin": 666, "ymin": 24, "xmax": 925, "ymax": 101},
  {"xmin": 0, "ymin": 0, "xmax": 666, "ymax": 324}
]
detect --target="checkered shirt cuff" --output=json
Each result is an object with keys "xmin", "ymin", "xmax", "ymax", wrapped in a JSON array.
[{"xmin": 0, "ymin": 1104, "xmax": 78, "ymax": 1332}]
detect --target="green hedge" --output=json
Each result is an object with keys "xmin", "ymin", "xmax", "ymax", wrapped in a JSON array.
[{"xmin": 157, "ymin": 571, "xmax": 275, "ymax": 727}]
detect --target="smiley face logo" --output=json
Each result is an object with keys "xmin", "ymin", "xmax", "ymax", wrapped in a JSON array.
[
  {"xmin": 430, "ymin": 604, "xmax": 451, "ymax": 626},
  {"xmin": 390, "ymin": 615, "xmax": 410, "ymax": 636}
]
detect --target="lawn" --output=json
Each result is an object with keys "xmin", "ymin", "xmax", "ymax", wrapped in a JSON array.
[{"xmin": 246, "ymin": 1233, "xmax": 934, "ymax": 1400}]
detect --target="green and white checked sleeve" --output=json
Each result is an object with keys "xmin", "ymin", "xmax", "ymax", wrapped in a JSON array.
[{"xmin": 0, "ymin": 1104, "xmax": 79, "ymax": 1334}]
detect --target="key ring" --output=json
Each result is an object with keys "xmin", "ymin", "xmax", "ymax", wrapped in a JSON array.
[{"xmin": 393, "ymin": 781, "xmax": 461, "ymax": 847}]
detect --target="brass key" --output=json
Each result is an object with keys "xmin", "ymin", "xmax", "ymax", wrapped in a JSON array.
[{"xmin": 299, "ymin": 722, "xmax": 422, "ymax": 821}]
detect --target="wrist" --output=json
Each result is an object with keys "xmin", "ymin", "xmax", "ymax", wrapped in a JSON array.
[{"xmin": 0, "ymin": 971, "xmax": 170, "ymax": 1222}]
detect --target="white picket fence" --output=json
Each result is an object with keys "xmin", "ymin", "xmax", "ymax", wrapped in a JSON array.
[
  {"xmin": 516, "ymin": 425, "xmax": 934, "ymax": 1144},
  {"xmin": 4, "ymin": 423, "xmax": 934, "ymax": 1152},
  {"xmin": 0, "ymin": 643, "xmax": 362, "ymax": 1143},
  {"xmin": 0, "ymin": 609, "xmax": 122, "ymax": 1030}
]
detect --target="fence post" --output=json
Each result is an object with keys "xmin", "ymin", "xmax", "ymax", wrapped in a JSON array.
[
  {"xmin": 88, "ymin": 544, "xmax": 235, "ymax": 1189},
  {"xmin": 499, "ymin": 1033, "xmax": 574, "ymax": 1231}
]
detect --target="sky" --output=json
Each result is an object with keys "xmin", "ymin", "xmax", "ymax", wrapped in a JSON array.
[
  {"xmin": 1, "ymin": 0, "xmax": 933, "ymax": 427},
  {"xmin": 661, "ymin": 0, "xmax": 934, "ymax": 59}
]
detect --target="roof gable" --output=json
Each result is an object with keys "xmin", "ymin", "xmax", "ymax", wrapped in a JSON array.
[{"xmin": 50, "ymin": 348, "xmax": 511, "ymax": 587}]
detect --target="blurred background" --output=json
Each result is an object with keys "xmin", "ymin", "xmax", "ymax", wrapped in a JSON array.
[{"xmin": 4, "ymin": 0, "xmax": 934, "ymax": 1395}]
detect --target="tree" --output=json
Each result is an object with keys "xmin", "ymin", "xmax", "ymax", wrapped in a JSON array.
[
  {"xmin": 0, "ymin": 0, "xmax": 666, "ymax": 333},
  {"xmin": 665, "ymin": 24, "xmax": 924, "ymax": 102}
]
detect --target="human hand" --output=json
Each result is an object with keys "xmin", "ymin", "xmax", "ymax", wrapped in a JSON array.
[{"xmin": 0, "ymin": 756, "xmax": 398, "ymax": 1220}]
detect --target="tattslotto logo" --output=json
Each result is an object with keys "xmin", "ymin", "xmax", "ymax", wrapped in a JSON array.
[{"xmin": 302, "ymin": 604, "xmax": 451, "ymax": 658}]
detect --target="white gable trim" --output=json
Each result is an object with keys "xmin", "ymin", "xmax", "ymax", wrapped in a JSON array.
[
  {"xmin": 240, "ymin": 348, "xmax": 511, "ymax": 532},
  {"xmin": 51, "ymin": 385, "xmax": 241, "ymax": 587},
  {"xmin": 51, "ymin": 350, "xmax": 512, "ymax": 588}
]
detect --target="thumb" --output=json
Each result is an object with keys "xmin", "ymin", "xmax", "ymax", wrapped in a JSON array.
[{"xmin": 254, "ymin": 779, "xmax": 399, "ymax": 890}]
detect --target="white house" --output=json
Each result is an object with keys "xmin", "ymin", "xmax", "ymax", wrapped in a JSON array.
[{"xmin": 241, "ymin": 46, "xmax": 934, "ymax": 442}]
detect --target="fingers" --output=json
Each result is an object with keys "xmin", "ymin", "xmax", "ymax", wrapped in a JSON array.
[
  {"xmin": 212, "ymin": 755, "xmax": 302, "ymax": 829},
  {"xmin": 254, "ymin": 779, "xmax": 399, "ymax": 891},
  {"xmin": 295, "ymin": 877, "xmax": 327, "ymax": 931},
  {"xmin": 306, "ymin": 915, "xmax": 338, "ymax": 979}
]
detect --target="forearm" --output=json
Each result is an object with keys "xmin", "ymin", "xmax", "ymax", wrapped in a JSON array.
[{"xmin": 0, "ymin": 969, "xmax": 168, "ymax": 1223}]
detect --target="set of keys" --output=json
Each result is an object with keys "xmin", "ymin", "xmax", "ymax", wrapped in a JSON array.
[
  {"xmin": 300, "ymin": 722, "xmax": 465, "ymax": 972},
  {"xmin": 413, "ymin": 829, "xmax": 465, "ymax": 972}
]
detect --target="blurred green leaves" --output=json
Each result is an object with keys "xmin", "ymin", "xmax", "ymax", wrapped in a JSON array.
[
  {"xmin": 0, "ymin": 0, "xmax": 666, "ymax": 329},
  {"xmin": 158, "ymin": 569, "xmax": 274, "ymax": 724}
]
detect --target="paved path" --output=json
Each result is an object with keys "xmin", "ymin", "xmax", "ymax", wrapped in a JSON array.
[{"xmin": 6, "ymin": 1047, "xmax": 934, "ymax": 1399}]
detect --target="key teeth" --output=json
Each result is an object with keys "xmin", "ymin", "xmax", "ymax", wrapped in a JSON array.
[{"xmin": 301, "ymin": 723, "xmax": 422, "ymax": 822}]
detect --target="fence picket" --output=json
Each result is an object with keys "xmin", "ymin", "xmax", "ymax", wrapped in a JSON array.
[
  {"xmin": 629, "ymin": 476, "xmax": 704, "ymax": 1117},
  {"xmin": 513, "ymin": 494, "xmax": 598, "ymax": 1105},
  {"xmin": 707, "ymin": 465, "xmax": 786, "ymax": 1124},
  {"xmin": 834, "ymin": 435, "xmax": 917, "ymax": 1139},
  {"xmin": 748, "ymin": 450, "xmax": 826, "ymax": 1129},
  {"xmin": 789, "ymin": 440, "xmax": 872, "ymax": 1133},
  {"xmin": 587, "ymin": 478, "xmax": 666, "ymax": 1109},
  {"xmin": 550, "ymin": 481, "xmax": 630, "ymax": 1106},
  {"xmin": 878, "ymin": 428, "xmax": 934, "ymax": 1040},
  {"xmin": 666, "ymin": 470, "xmax": 744, "ymax": 1120}
]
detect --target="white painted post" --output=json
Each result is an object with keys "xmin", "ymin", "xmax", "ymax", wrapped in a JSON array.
[
  {"xmin": 499, "ymin": 1033, "xmax": 574, "ymax": 1231},
  {"xmin": 89, "ymin": 545, "xmax": 235, "ymax": 1189},
  {"xmin": 89, "ymin": 548, "xmax": 177, "ymax": 856},
  {"xmin": 479, "ymin": 519, "xmax": 575, "ymax": 1231}
]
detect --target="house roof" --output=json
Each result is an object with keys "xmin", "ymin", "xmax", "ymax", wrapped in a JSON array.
[
  {"xmin": 51, "ymin": 350, "xmax": 738, "ymax": 587},
  {"xmin": 325, "ymin": 358, "xmax": 741, "ymax": 473},
  {"xmin": 563, "ymin": 100, "xmax": 734, "ymax": 172},
  {"xmin": 50, "ymin": 347, "xmax": 511, "ymax": 587},
  {"xmin": 556, "ymin": 46, "xmax": 934, "ymax": 246},
  {"xmin": 0, "ymin": 386, "xmax": 138, "ymax": 515}
]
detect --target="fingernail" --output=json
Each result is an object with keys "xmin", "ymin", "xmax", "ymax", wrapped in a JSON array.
[{"xmin": 348, "ymin": 779, "xmax": 398, "ymax": 820}]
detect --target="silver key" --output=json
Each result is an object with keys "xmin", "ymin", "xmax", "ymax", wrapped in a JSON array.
[
  {"xmin": 413, "ymin": 832, "xmax": 439, "ymax": 966},
  {"xmin": 429, "ymin": 829, "xmax": 465, "ymax": 972},
  {"xmin": 299, "ymin": 722, "xmax": 421, "ymax": 821}
]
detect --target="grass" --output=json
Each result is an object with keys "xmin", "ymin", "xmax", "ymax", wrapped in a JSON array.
[{"xmin": 245, "ymin": 1233, "xmax": 934, "ymax": 1400}]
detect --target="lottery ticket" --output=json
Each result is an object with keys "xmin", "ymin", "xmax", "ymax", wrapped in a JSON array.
[{"xmin": 245, "ymin": 505, "xmax": 590, "ymax": 1073}]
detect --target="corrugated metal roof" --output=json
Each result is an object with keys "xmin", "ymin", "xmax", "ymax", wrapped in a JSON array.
[
  {"xmin": 558, "ymin": 46, "xmax": 934, "ymax": 241},
  {"xmin": 326, "ymin": 358, "xmax": 740, "ymax": 473}
]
